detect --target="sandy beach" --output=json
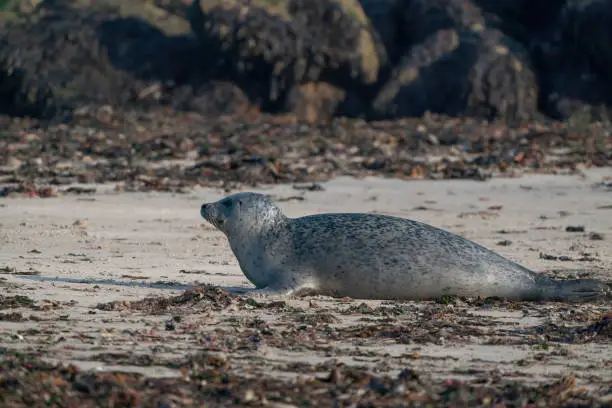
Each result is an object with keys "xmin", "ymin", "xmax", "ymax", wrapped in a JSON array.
[{"xmin": 1, "ymin": 169, "xmax": 611, "ymax": 398}]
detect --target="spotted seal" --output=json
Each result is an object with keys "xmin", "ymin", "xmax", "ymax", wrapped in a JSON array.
[{"xmin": 200, "ymin": 192, "xmax": 609, "ymax": 301}]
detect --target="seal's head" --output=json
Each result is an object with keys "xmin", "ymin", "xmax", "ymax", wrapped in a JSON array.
[{"xmin": 200, "ymin": 192, "xmax": 286, "ymax": 236}]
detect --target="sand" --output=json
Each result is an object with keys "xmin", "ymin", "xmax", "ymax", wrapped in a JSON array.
[{"xmin": 0, "ymin": 170, "xmax": 611, "ymax": 395}]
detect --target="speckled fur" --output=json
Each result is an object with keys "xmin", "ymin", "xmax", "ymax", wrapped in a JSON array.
[{"xmin": 200, "ymin": 192, "xmax": 609, "ymax": 301}]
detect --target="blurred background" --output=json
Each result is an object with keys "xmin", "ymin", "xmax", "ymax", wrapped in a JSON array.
[{"xmin": 0, "ymin": 0, "xmax": 611, "ymax": 196}]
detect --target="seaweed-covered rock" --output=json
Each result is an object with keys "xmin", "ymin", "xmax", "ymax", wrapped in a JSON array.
[
  {"xmin": 360, "ymin": 0, "xmax": 489, "ymax": 64},
  {"xmin": 187, "ymin": 0, "xmax": 386, "ymax": 114},
  {"xmin": 473, "ymin": 0, "xmax": 565, "ymax": 43},
  {"xmin": 153, "ymin": 0, "xmax": 192, "ymax": 19},
  {"xmin": 394, "ymin": 0, "xmax": 486, "ymax": 50},
  {"xmin": 171, "ymin": 80, "xmax": 252, "ymax": 116},
  {"xmin": 358, "ymin": 0, "xmax": 400, "ymax": 61},
  {"xmin": 539, "ymin": 66, "xmax": 612, "ymax": 124},
  {"xmin": 0, "ymin": 52, "xmax": 56, "ymax": 119},
  {"xmin": 285, "ymin": 82, "xmax": 346, "ymax": 123},
  {"xmin": 0, "ymin": 0, "xmax": 42, "ymax": 21},
  {"xmin": 0, "ymin": 6, "xmax": 134, "ymax": 119},
  {"xmin": 535, "ymin": 0, "xmax": 612, "ymax": 122},
  {"xmin": 561, "ymin": 0, "xmax": 612, "ymax": 78},
  {"xmin": 0, "ymin": 2, "xmax": 251, "ymax": 119},
  {"xmin": 372, "ymin": 28, "xmax": 538, "ymax": 124}
]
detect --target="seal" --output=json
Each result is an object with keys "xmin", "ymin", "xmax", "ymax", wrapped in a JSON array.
[{"xmin": 200, "ymin": 192, "xmax": 609, "ymax": 302}]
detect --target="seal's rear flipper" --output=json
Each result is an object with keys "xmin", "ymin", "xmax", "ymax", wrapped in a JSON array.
[{"xmin": 542, "ymin": 278, "xmax": 611, "ymax": 302}]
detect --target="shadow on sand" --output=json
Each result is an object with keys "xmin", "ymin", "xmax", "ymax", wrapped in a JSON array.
[{"xmin": 17, "ymin": 274, "xmax": 250, "ymax": 295}]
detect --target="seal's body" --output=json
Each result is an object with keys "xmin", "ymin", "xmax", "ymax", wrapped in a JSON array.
[{"xmin": 200, "ymin": 192, "xmax": 609, "ymax": 301}]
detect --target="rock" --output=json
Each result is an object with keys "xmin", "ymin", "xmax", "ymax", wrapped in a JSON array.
[
  {"xmin": 92, "ymin": 0, "xmax": 192, "ymax": 36},
  {"xmin": 371, "ymin": 28, "xmax": 538, "ymax": 124},
  {"xmin": 285, "ymin": 82, "xmax": 346, "ymax": 124},
  {"xmin": 562, "ymin": 0, "xmax": 612, "ymax": 78},
  {"xmin": 539, "ymin": 67, "xmax": 612, "ymax": 124},
  {"xmin": 360, "ymin": 0, "xmax": 491, "ymax": 65},
  {"xmin": 172, "ymin": 80, "xmax": 253, "ymax": 116},
  {"xmin": 0, "ymin": 4, "xmax": 159, "ymax": 118},
  {"xmin": 152, "ymin": 0, "xmax": 192, "ymax": 19},
  {"xmin": 393, "ymin": 0, "xmax": 486, "ymax": 52},
  {"xmin": 1, "ymin": 157, "xmax": 23, "ymax": 171},
  {"xmin": 187, "ymin": 0, "xmax": 386, "ymax": 114},
  {"xmin": 0, "ymin": 2, "xmax": 249, "ymax": 119},
  {"xmin": 536, "ymin": 0, "xmax": 612, "ymax": 122},
  {"xmin": 358, "ymin": 0, "xmax": 401, "ymax": 62},
  {"xmin": 472, "ymin": 0, "xmax": 565, "ymax": 43},
  {"xmin": 0, "ymin": 0, "xmax": 43, "ymax": 23},
  {"xmin": 0, "ymin": 55, "xmax": 57, "ymax": 119},
  {"xmin": 589, "ymin": 232, "xmax": 604, "ymax": 241}
]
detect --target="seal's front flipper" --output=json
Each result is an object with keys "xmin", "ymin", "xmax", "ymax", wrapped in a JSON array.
[
  {"xmin": 244, "ymin": 287, "xmax": 291, "ymax": 299},
  {"xmin": 244, "ymin": 280, "xmax": 316, "ymax": 299}
]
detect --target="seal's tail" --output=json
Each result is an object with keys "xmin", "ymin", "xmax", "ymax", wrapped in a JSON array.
[{"xmin": 538, "ymin": 277, "xmax": 611, "ymax": 302}]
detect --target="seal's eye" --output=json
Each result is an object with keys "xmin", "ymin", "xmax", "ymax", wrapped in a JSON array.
[{"xmin": 221, "ymin": 199, "xmax": 233, "ymax": 209}]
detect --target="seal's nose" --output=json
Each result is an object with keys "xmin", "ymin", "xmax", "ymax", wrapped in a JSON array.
[{"xmin": 200, "ymin": 203, "xmax": 209, "ymax": 218}]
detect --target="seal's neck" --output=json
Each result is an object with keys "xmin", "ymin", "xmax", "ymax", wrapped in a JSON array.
[
  {"xmin": 226, "ymin": 209, "xmax": 288, "ymax": 288},
  {"xmin": 228, "ymin": 204, "xmax": 287, "ymax": 238}
]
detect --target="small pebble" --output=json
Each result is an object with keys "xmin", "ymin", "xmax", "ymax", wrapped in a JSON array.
[{"xmin": 589, "ymin": 232, "xmax": 604, "ymax": 240}]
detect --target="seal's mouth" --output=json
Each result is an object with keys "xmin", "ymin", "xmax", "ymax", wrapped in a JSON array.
[{"xmin": 200, "ymin": 203, "xmax": 225, "ymax": 230}]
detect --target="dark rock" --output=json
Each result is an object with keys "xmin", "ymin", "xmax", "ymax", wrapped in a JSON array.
[
  {"xmin": 171, "ymin": 80, "xmax": 252, "ymax": 116},
  {"xmin": 358, "ymin": 0, "xmax": 399, "ymax": 62},
  {"xmin": 372, "ymin": 29, "xmax": 538, "ymax": 124},
  {"xmin": 536, "ymin": 0, "xmax": 612, "ymax": 122},
  {"xmin": 1, "ymin": 0, "xmax": 612, "ymax": 126},
  {"xmin": 562, "ymin": 0, "xmax": 612, "ymax": 79},
  {"xmin": 538, "ymin": 66, "xmax": 612, "ymax": 124},
  {"xmin": 285, "ymin": 82, "xmax": 347, "ymax": 123},
  {"xmin": 0, "ymin": 2, "xmax": 249, "ymax": 120},
  {"xmin": 187, "ymin": 0, "xmax": 386, "ymax": 115},
  {"xmin": 0, "ymin": 55, "xmax": 57, "ymax": 119},
  {"xmin": 393, "ymin": 0, "xmax": 486, "ymax": 53},
  {"xmin": 153, "ymin": 0, "xmax": 191, "ymax": 19},
  {"xmin": 473, "ymin": 0, "xmax": 565, "ymax": 43}
]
